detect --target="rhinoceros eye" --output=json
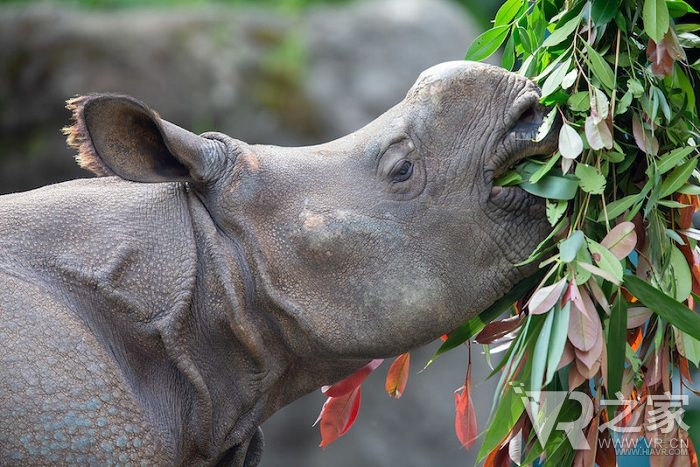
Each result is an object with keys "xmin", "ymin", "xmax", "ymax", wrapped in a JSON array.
[{"xmin": 391, "ymin": 160, "xmax": 414, "ymax": 183}]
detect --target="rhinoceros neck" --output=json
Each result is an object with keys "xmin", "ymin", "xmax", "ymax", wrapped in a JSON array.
[{"xmin": 0, "ymin": 177, "xmax": 371, "ymax": 464}]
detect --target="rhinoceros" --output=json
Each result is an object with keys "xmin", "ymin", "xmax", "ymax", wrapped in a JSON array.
[{"xmin": 0, "ymin": 61, "xmax": 558, "ymax": 466}]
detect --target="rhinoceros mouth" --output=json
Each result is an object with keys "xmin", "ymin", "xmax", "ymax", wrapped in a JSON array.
[{"xmin": 486, "ymin": 91, "xmax": 559, "ymax": 213}]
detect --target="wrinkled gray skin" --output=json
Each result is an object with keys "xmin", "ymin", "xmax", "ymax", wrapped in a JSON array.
[{"xmin": 0, "ymin": 61, "xmax": 558, "ymax": 466}]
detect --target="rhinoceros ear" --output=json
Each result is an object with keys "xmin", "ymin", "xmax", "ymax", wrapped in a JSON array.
[{"xmin": 63, "ymin": 94, "xmax": 225, "ymax": 183}]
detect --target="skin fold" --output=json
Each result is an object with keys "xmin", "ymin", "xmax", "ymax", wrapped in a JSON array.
[{"xmin": 0, "ymin": 61, "xmax": 558, "ymax": 466}]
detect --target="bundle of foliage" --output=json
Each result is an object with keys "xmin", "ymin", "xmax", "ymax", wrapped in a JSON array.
[{"xmin": 316, "ymin": 0, "xmax": 700, "ymax": 464}]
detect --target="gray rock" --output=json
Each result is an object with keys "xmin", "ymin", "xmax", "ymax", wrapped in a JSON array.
[{"xmin": 0, "ymin": 0, "xmax": 478, "ymax": 194}]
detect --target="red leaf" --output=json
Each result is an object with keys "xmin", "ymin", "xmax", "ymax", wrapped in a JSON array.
[
  {"xmin": 568, "ymin": 362, "xmax": 586, "ymax": 390},
  {"xmin": 529, "ymin": 278, "xmax": 567, "ymax": 315},
  {"xmin": 680, "ymin": 355, "xmax": 692, "ymax": 381},
  {"xmin": 557, "ymin": 340, "xmax": 576, "ymax": 370},
  {"xmin": 573, "ymin": 412, "xmax": 599, "ymax": 467},
  {"xmin": 575, "ymin": 321, "xmax": 604, "ymax": 373},
  {"xmin": 317, "ymin": 386, "xmax": 362, "ymax": 447},
  {"xmin": 678, "ymin": 239, "xmax": 700, "ymax": 296},
  {"xmin": 633, "ymin": 113, "xmax": 659, "ymax": 155},
  {"xmin": 455, "ymin": 361, "xmax": 478, "ymax": 449},
  {"xmin": 385, "ymin": 353, "xmax": 410, "ymax": 399},
  {"xmin": 567, "ymin": 284, "xmax": 603, "ymax": 352},
  {"xmin": 597, "ymin": 422, "xmax": 617, "ymax": 467},
  {"xmin": 678, "ymin": 194, "xmax": 700, "ymax": 230},
  {"xmin": 601, "ymin": 221, "xmax": 637, "ymax": 260},
  {"xmin": 321, "ymin": 359, "xmax": 383, "ymax": 397},
  {"xmin": 475, "ymin": 315, "xmax": 524, "ymax": 344},
  {"xmin": 484, "ymin": 446, "xmax": 512, "ymax": 467},
  {"xmin": 647, "ymin": 30, "xmax": 685, "ymax": 78}
]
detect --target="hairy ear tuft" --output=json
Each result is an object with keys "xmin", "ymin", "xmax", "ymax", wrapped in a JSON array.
[{"xmin": 63, "ymin": 95, "xmax": 116, "ymax": 177}]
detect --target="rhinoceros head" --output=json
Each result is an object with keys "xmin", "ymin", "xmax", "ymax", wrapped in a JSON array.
[{"xmin": 66, "ymin": 61, "xmax": 557, "ymax": 360}]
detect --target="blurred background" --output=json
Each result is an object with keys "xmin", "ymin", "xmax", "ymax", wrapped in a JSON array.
[{"xmin": 0, "ymin": 0, "xmax": 506, "ymax": 466}]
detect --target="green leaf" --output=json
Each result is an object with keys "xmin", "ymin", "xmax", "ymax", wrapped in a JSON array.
[
  {"xmin": 616, "ymin": 89, "xmax": 633, "ymax": 115},
  {"xmin": 531, "ymin": 310, "xmax": 553, "ymax": 393},
  {"xmin": 678, "ymin": 32, "xmax": 700, "ymax": 48},
  {"xmin": 657, "ymin": 146, "xmax": 697, "ymax": 174},
  {"xmin": 529, "ymin": 151, "xmax": 561, "ymax": 183},
  {"xmin": 587, "ymin": 238, "xmax": 623, "ymax": 284},
  {"xmin": 667, "ymin": 245, "xmax": 692, "ymax": 301},
  {"xmin": 592, "ymin": 0, "xmax": 621, "ymax": 25},
  {"xmin": 568, "ymin": 92, "xmax": 591, "ymax": 112},
  {"xmin": 575, "ymin": 163, "xmax": 606, "ymax": 194},
  {"xmin": 643, "ymin": 0, "xmax": 670, "ymax": 43},
  {"xmin": 560, "ymin": 230, "xmax": 585, "ymax": 263},
  {"xmin": 666, "ymin": 0, "xmax": 698, "ymax": 17},
  {"xmin": 676, "ymin": 24, "xmax": 700, "ymax": 33},
  {"xmin": 547, "ymin": 199, "xmax": 568, "ymax": 226},
  {"xmin": 606, "ymin": 292, "xmax": 627, "ymax": 418},
  {"xmin": 521, "ymin": 175, "xmax": 579, "ymax": 200},
  {"xmin": 494, "ymin": 170, "xmax": 523, "ymax": 187},
  {"xmin": 465, "ymin": 26, "xmax": 510, "ymax": 61},
  {"xmin": 659, "ymin": 157, "xmax": 698, "ymax": 198},
  {"xmin": 681, "ymin": 332, "xmax": 700, "ymax": 367},
  {"xmin": 477, "ymin": 384, "xmax": 526, "ymax": 461},
  {"xmin": 624, "ymin": 274, "xmax": 700, "ymax": 341},
  {"xmin": 628, "ymin": 78, "xmax": 644, "ymax": 98},
  {"xmin": 574, "ymin": 247, "xmax": 594, "ymax": 284},
  {"xmin": 599, "ymin": 194, "xmax": 640, "ymax": 221},
  {"xmin": 502, "ymin": 33, "xmax": 516, "ymax": 71},
  {"xmin": 546, "ymin": 302, "xmax": 571, "ymax": 384},
  {"xmin": 431, "ymin": 271, "xmax": 545, "ymax": 361},
  {"xmin": 542, "ymin": 14, "xmax": 582, "ymax": 48},
  {"xmin": 541, "ymin": 58, "xmax": 572, "ymax": 98},
  {"xmin": 678, "ymin": 184, "xmax": 700, "ymax": 195},
  {"xmin": 494, "ymin": 0, "xmax": 523, "ymax": 26},
  {"xmin": 602, "ymin": 151, "xmax": 626, "ymax": 163},
  {"xmin": 534, "ymin": 108, "xmax": 558, "ymax": 142},
  {"xmin": 584, "ymin": 43, "xmax": 616, "ymax": 91}
]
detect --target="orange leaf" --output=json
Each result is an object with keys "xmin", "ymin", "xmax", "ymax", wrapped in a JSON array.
[
  {"xmin": 317, "ymin": 386, "xmax": 362, "ymax": 447},
  {"xmin": 628, "ymin": 327, "xmax": 643, "ymax": 352},
  {"xmin": 622, "ymin": 287, "xmax": 638, "ymax": 303},
  {"xmin": 385, "ymin": 353, "xmax": 410, "ymax": 399},
  {"xmin": 455, "ymin": 361, "xmax": 478, "ymax": 449},
  {"xmin": 690, "ymin": 436, "xmax": 699, "ymax": 467},
  {"xmin": 321, "ymin": 359, "xmax": 383, "ymax": 397},
  {"xmin": 484, "ymin": 444, "xmax": 511, "ymax": 467}
]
